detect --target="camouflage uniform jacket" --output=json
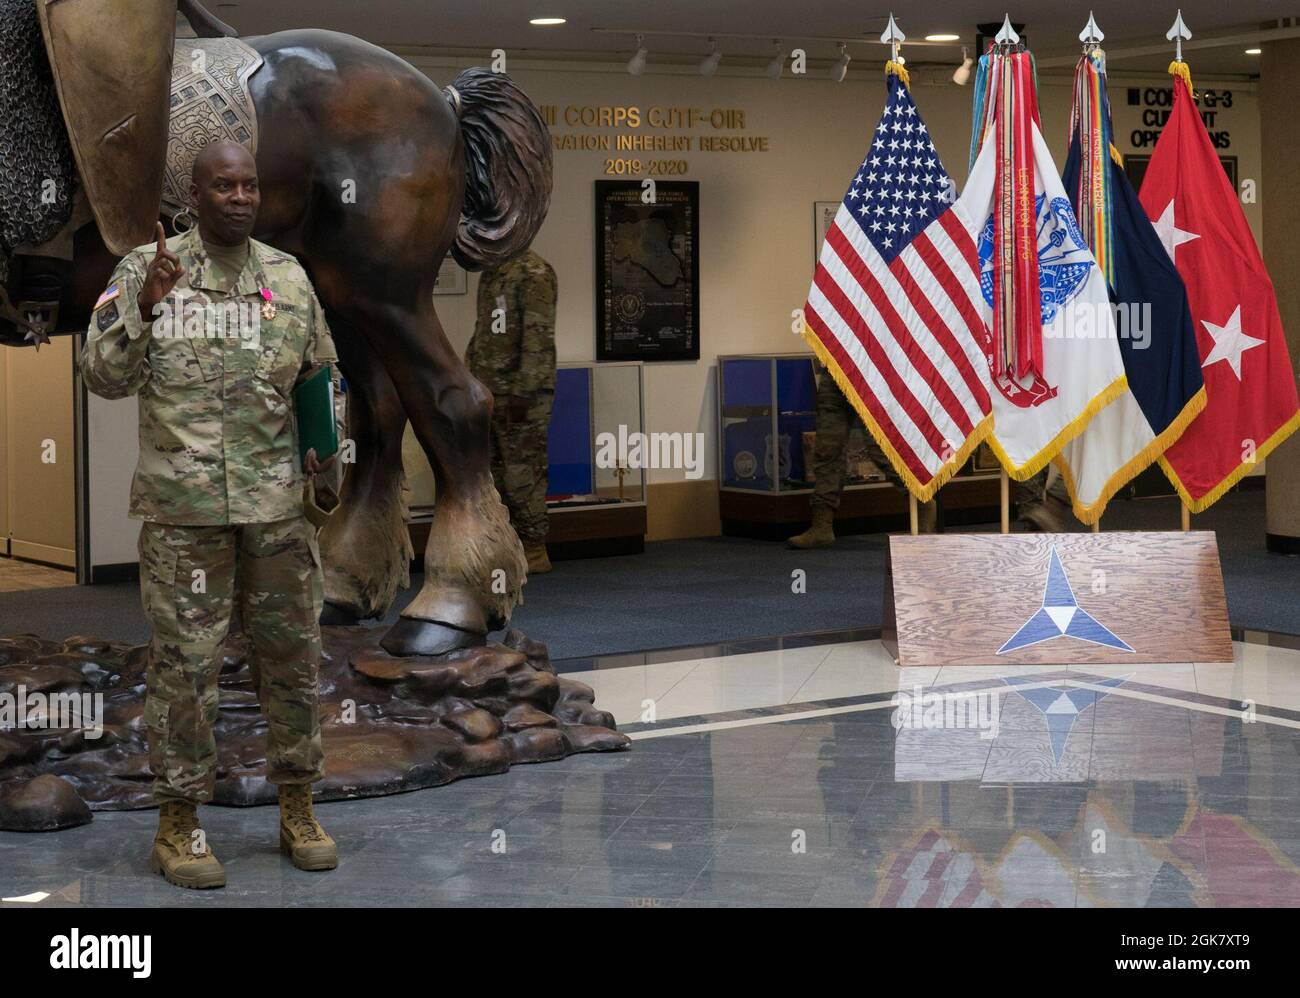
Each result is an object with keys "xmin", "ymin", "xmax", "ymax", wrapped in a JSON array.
[
  {"xmin": 465, "ymin": 249, "xmax": 557, "ymax": 399},
  {"xmin": 80, "ymin": 228, "xmax": 339, "ymax": 526}
]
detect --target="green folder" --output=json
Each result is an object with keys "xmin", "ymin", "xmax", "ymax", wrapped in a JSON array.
[{"xmin": 293, "ymin": 364, "xmax": 338, "ymax": 463}]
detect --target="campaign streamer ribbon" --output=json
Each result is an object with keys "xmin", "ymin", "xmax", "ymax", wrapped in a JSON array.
[
  {"xmin": 1070, "ymin": 51, "xmax": 1115, "ymax": 286},
  {"xmin": 990, "ymin": 51, "xmax": 1043, "ymax": 382}
]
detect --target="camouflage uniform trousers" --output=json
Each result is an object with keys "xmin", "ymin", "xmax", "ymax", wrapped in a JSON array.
[
  {"xmin": 138, "ymin": 516, "xmax": 326, "ymax": 804},
  {"xmin": 489, "ymin": 390, "xmax": 554, "ymax": 546},
  {"xmin": 809, "ymin": 366, "xmax": 935, "ymax": 517}
]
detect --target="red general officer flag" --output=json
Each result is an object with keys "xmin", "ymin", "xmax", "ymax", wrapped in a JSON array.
[{"xmin": 1142, "ymin": 63, "xmax": 1300, "ymax": 510}]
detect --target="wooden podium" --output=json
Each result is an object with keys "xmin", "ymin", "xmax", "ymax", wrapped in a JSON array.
[{"xmin": 881, "ymin": 531, "xmax": 1233, "ymax": 667}]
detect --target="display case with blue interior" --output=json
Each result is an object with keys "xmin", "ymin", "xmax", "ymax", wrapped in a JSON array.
[
  {"xmin": 716, "ymin": 353, "xmax": 1001, "ymax": 539},
  {"xmin": 544, "ymin": 361, "xmax": 648, "ymax": 558}
]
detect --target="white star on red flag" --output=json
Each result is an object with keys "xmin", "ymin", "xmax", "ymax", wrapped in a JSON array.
[
  {"xmin": 1200, "ymin": 305, "xmax": 1265, "ymax": 380},
  {"xmin": 1153, "ymin": 199, "xmax": 1199, "ymax": 263}
]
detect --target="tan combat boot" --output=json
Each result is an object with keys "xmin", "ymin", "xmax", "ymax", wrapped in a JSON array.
[
  {"xmin": 524, "ymin": 543, "xmax": 552, "ymax": 574},
  {"xmin": 279, "ymin": 784, "xmax": 338, "ymax": 871},
  {"xmin": 788, "ymin": 506, "xmax": 836, "ymax": 549},
  {"xmin": 1023, "ymin": 496, "xmax": 1072, "ymax": 533},
  {"xmin": 150, "ymin": 799, "xmax": 227, "ymax": 889}
]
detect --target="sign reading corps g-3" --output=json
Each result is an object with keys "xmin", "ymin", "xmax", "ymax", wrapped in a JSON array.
[{"xmin": 1128, "ymin": 87, "xmax": 1233, "ymax": 149}]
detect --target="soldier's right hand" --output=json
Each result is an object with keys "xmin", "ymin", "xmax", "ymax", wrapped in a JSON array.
[{"xmin": 137, "ymin": 223, "xmax": 186, "ymax": 322}]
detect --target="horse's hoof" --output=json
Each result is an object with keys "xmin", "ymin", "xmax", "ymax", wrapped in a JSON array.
[{"xmin": 380, "ymin": 617, "xmax": 484, "ymax": 657}]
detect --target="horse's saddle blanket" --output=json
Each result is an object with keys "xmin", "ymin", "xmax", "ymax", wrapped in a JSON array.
[{"xmin": 160, "ymin": 37, "xmax": 262, "ymax": 222}]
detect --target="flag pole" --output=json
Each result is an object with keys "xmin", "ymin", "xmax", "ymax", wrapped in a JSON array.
[
  {"xmin": 1091, "ymin": 519, "xmax": 1100, "ymax": 533},
  {"xmin": 1171, "ymin": 7, "xmax": 1193, "ymax": 544},
  {"xmin": 994, "ymin": 11, "xmax": 1018, "ymax": 544},
  {"xmin": 1000, "ymin": 469, "xmax": 1010, "ymax": 534},
  {"xmin": 909, "ymin": 493, "xmax": 919, "ymax": 535}
]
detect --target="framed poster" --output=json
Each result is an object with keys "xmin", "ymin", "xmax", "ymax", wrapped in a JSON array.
[
  {"xmin": 595, "ymin": 179, "xmax": 699, "ymax": 362},
  {"xmin": 814, "ymin": 200, "xmax": 839, "ymax": 265}
]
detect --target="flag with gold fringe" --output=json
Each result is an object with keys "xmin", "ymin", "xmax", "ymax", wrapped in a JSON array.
[
  {"xmin": 1142, "ymin": 61, "xmax": 1300, "ymax": 511},
  {"xmin": 1054, "ymin": 50, "xmax": 1207, "ymax": 523},
  {"xmin": 956, "ymin": 46, "xmax": 1128, "ymax": 481},
  {"xmin": 800, "ymin": 62, "xmax": 993, "ymax": 502}
]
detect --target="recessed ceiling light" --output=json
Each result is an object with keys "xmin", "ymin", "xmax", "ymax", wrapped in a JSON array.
[
  {"xmin": 925, "ymin": 33, "xmax": 961, "ymax": 42},
  {"xmin": 529, "ymin": 17, "xmax": 566, "ymax": 26},
  {"xmin": 1245, "ymin": 47, "xmax": 1262, "ymax": 55}
]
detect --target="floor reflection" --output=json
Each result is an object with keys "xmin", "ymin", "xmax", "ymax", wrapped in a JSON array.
[{"xmin": 3, "ymin": 659, "xmax": 1299, "ymax": 907}]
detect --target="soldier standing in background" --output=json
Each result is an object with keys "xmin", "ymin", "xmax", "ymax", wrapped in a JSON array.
[
  {"xmin": 1014, "ymin": 468, "xmax": 1080, "ymax": 532},
  {"xmin": 789, "ymin": 361, "xmax": 938, "ymax": 548},
  {"xmin": 465, "ymin": 248, "xmax": 558, "ymax": 575},
  {"xmin": 80, "ymin": 141, "xmax": 339, "ymax": 889}
]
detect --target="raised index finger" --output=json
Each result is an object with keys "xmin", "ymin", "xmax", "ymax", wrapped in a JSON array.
[{"xmin": 155, "ymin": 222, "xmax": 167, "ymax": 255}]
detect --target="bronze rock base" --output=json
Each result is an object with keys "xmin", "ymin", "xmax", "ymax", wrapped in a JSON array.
[{"xmin": 0, "ymin": 626, "xmax": 629, "ymax": 832}]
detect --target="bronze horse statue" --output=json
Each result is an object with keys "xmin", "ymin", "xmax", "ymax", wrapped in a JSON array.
[{"xmin": 0, "ymin": 1, "xmax": 551, "ymax": 655}]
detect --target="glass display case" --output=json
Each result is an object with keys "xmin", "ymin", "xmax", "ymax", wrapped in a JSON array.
[
  {"xmin": 717, "ymin": 352, "xmax": 1002, "ymax": 536},
  {"xmin": 717, "ymin": 353, "xmax": 819, "ymax": 493},
  {"xmin": 547, "ymin": 361, "xmax": 647, "ymax": 511}
]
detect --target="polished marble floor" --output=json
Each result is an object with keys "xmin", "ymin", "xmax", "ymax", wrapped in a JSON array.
[{"xmin": 2, "ymin": 631, "xmax": 1299, "ymax": 907}]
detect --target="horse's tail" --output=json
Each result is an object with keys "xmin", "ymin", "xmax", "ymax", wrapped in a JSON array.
[{"xmin": 444, "ymin": 68, "xmax": 552, "ymax": 272}]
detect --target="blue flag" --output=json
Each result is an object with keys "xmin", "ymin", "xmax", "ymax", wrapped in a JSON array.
[{"xmin": 1054, "ymin": 53, "xmax": 1205, "ymax": 522}]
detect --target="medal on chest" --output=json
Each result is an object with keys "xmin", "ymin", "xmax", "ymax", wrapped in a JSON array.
[{"xmin": 259, "ymin": 287, "xmax": 277, "ymax": 321}]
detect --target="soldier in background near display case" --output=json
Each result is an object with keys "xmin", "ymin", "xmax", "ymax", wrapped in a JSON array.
[
  {"xmin": 789, "ymin": 361, "xmax": 938, "ymax": 548},
  {"xmin": 465, "ymin": 249, "xmax": 558, "ymax": 574}
]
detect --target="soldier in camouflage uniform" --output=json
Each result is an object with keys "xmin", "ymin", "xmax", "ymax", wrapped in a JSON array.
[
  {"xmin": 80, "ymin": 142, "xmax": 338, "ymax": 889},
  {"xmin": 465, "ymin": 248, "xmax": 557, "ymax": 574},
  {"xmin": 789, "ymin": 362, "xmax": 938, "ymax": 548}
]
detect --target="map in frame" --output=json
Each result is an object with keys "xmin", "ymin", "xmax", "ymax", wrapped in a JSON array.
[{"xmin": 595, "ymin": 180, "xmax": 700, "ymax": 362}]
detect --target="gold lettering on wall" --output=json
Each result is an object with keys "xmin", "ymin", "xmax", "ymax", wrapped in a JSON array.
[{"xmin": 540, "ymin": 104, "xmax": 771, "ymax": 174}]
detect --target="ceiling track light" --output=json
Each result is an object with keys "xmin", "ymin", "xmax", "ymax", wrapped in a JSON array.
[
  {"xmin": 699, "ymin": 37, "xmax": 722, "ymax": 76},
  {"xmin": 830, "ymin": 41, "xmax": 851, "ymax": 82},
  {"xmin": 953, "ymin": 46, "xmax": 973, "ymax": 85},
  {"xmin": 766, "ymin": 38, "xmax": 784, "ymax": 79},
  {"xmin": 628, "ymin": 33, "xmax": 648, "ymax": 75}
]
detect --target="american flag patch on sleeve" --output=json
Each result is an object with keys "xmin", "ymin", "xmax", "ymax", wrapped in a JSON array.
[{"xmin": 94, "ymin": 284, "xmax": 121, "ymax": 311}]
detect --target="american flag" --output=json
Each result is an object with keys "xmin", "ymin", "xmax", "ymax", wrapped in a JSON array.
[{"xmin": 801, "ymin": 72, "xmax": 993, "ymax": 500}]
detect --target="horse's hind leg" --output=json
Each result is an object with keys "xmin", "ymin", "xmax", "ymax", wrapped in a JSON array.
[
  {"xmin": 317, "ymin": 313, "xmax": 412, "ymax": 621},
  {"xmin": 337, "ymin": 294, "xmax": 526, "ymax": 654}
]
